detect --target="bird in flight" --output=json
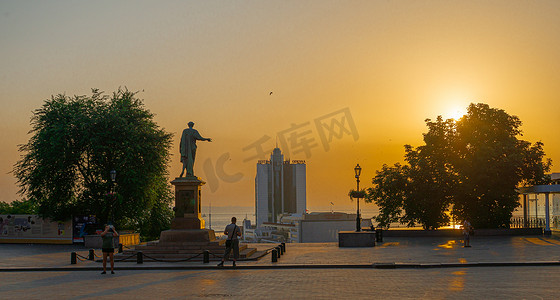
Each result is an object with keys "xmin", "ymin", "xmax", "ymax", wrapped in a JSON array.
[{"xmin": 269, "ymin": 91, "xmax": 273, "ymax": 95}]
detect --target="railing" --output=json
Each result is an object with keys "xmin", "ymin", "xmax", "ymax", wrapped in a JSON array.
[{"xmin": 510, "ymin": 217, "xmax": 546, "ymax": 228}]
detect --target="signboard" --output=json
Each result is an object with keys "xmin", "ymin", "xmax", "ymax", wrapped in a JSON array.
[
  {"xmin": 0, "ymin": 214, "xmax": 72, "ymax": 244},
  {"xmin": 72, "ymin": 215, "xmax": 98, "ymax": 243}
]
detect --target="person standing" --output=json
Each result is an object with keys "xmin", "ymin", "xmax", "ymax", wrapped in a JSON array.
[
  {"xmin": 218, "ymin": 217, "xmax": 241, "ymax": 267},
  {"xmin": 179, "ymin": 121, "xmax": 212, "ymax": 177},
  {"xmin": 101, "ymin": 224, "xmax": 119, "ymax": 274},
  {"xmin": 462, "ymin": 219, "xmax": 472, "ymax": 248}
]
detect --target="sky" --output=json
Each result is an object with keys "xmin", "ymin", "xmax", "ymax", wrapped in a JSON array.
[{"xmin": 1, "ymin": 1, "xmax": 559, "ymax": 210}]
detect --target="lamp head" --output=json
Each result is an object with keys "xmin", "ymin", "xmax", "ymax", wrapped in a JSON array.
[{"xmin": 354, "ymin": 164, "xmax": 362, "ymax": 178}]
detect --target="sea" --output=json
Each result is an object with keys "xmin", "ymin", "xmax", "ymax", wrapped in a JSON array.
[{"xmin": 201, "ymin": 205, "xmax": 384, "ymax": 234}]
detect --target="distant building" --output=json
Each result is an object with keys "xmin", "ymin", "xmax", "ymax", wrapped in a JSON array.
[
  {"xmin": 255, "ymin": 148, "xmax": 306, "ymax": 228},
  {"xmin": 254, "ymin": 212, "xmax": 372, "ymax": 243},
  {"xmin": 515, "ymin": 172, "xmax": 560, "ymax": 232}
]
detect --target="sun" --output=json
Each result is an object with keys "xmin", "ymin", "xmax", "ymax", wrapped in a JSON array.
[
  {"xmin": 445, "ymin": 107, "xmax": 467, "ymax": 121},
  {"xmin": 435, "ymin": 87, "xmax": 471, "ymax": 121},
  {"xmin": 439, "ymin": 99, "xmax": 468, "ymax": 121}
]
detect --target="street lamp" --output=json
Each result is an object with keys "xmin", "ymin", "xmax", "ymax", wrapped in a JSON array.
[
  {"xmin": 354, "ymin": 164, "xmax": 362, "ymax": 232},
  {"xmin": 109, "ymin": 170, "xmax": 116, "ymax": 223},
  {"xmin": 110, "ymin": 170, "xmax": 116, "ymax": 183}
]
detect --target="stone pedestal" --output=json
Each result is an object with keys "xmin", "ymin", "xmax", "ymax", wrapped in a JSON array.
[
  {"xmin": 338, "ymin": 231, "xmax": 376, "ymax": 247},
  {"xmin": 159, "ymin": 229, "xmax": 216, "ymax": 243},
  {"xmin": 159, "ymin": 176, "xmax": 215, "ymax": 243},
  {"xmin": 118, "ymin": 176, "xmax": 258, "ymax": 262}
]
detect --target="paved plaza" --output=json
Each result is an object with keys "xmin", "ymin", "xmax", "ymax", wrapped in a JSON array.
[{"xmin": 2, "ymin": 235, "xmax": 560, "ymax": 299}]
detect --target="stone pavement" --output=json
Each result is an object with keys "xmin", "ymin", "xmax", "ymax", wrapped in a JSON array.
[{"xmin": 2, "ymin": 235, "xmax": 560, "ymax": 299}]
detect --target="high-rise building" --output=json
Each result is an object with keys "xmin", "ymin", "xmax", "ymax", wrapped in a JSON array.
[{"xmin": 255, "ymin": 148, "xmax": 306, "ymax": 228}]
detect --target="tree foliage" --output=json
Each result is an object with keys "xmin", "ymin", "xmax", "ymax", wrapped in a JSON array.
[
  {"xmin": 367, "ymin": 103, "xmax": 551, "ymax": 229},
  {"xmin": 0, "ymin": 199, "xmax": 38, "ymax": 215},
  {"xmin": 13, "ymin": 88, "xmax": 174, "ymax": 237},
  {"xmin": 368, "ymin": 163, "xmax": 408, "ymax": 228}
]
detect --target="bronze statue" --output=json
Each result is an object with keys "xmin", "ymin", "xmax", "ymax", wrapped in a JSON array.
[{"xmin": 180, "ymin": 122, "xmax": 211, "ymax": 177}]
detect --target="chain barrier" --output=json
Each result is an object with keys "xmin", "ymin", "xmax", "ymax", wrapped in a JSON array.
[
  {"xmin": 113, "ymin": 252, "xmax": 139, "ymax": 262},
  {"xmin": 208, "ymin": 251, "xmax": 223, "ymax": 259},
  {"xmin": 141, "ymin": 252, "xmax": 204, "ymax": 263},
  {"xmin": 76, "ymin": 254, "xmax": 88, "ymax": 261},
  {"xmin": 208, "ymin": 245, "xmax": 279, "ymax": 261},
  {"xmin": 111, "ymin": 251, "xmax": 205, "ymax": 263},
  {"xmin": 72, "ymin": 243, "xmax": 284, "ymax": 264}
]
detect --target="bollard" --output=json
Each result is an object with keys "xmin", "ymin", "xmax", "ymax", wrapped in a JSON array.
[
  {"xmin": 376, "ymin": 228, "xmax": 383, "ymax": 242},
  {"xmin": 276, "ymin": 246, "xmax": 282, "ymax": 257},
  {"xmin": 203, "ymin": 250, "xmax": 210, "ymax": 264},
  {"xmin": 88, "ymin": 249, "xmax": 95, "ymax": 260},
  {"xmin": 137, "ymin": 251, "xmax": 143, "ymax": 264},
  {"xmin": 279, "ymin": 244, "xmax": 284, "ymax": 255},
  {"xmin": 118, "ymin": 243, "xmax": 123, "ymax": 253},
  {"xmin": 271, "ymin": 249, "xmax": 278, "ymax": 262},
  {"xmin": 281, "ymin": 242, "xmax": 286, "ymax": 253},
  {"xmin": 71, "ymin": 252, "xmax": 77, "ymax": 264}
]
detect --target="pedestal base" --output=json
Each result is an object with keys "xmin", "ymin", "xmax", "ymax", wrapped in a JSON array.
[
  {"xmin": 338, "ymin": 231, "xmax": 376, "ymax": 247},
  {"xmin": 159, "ymin": 229, "xmax": 216, "ymax": 244},
  {"xmin": 171, "ymin": 217, "xmax": 205, "ymax": 230}
]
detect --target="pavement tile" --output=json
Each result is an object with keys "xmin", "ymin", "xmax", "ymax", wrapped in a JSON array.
[{"xmin": 2, "ymin": 235, "xmax": 560, "ymax": 298}]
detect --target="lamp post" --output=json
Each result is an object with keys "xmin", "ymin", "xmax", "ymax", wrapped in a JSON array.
[
  {"xmin": 110, "ymin": 169, "xmax": 116, "ymax": 183},
  {"xmin": 354, "ymin": 164, "xmax": 362, "ymax": 232},
  {"xmin": 109, "ymin": 170, "xmax": 116, "ymax": 223}
]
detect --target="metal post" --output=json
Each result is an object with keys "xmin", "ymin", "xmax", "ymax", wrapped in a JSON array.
[
  {"xmin": 203, "ymin": 250, "xmax": 210, "ymax": 263},
  {"xmin": 137, "ymin": 251, "xmax": 143, "ymax": 264},
  {"xmin": 545, "ymin": 192, "xmax": 551, "ymax": 235},
  {"xmin": 272, "ymin": 249, "xmax": 278, "ymax": 262},
  {"xmin": 523, "ymin": 194, "xmax": 528, "ymax": 228},
  {"xmin": 279, "ymin": 245, "xmax": 284, "ymax": 255},
  {"xmin": 281, "ymin": 242, "xmax": 286, "ymax": 253},
  {"xmin": 88, "ymin": 249, "xmax": 95, "ymax": 260},
  {"xmin": 71, "ymin": 252, "xmax": 77, "ymax": 264},
  {"xmin": 276, "ymin": 246, "xmax": 282, "ymax": 256},
  {"xmin": 535, "ymin": 194, "xmax": 538, "ymax": 226},
  {"xmin": 355, "ymin": 165, "xmax": 361, "ymax": 232}
]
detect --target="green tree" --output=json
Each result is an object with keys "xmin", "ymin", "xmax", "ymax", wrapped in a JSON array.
[
  {"xmin": 367, "ymin": 103, "xmax": 551, "ymax": 229},
  {"xmin": 368, "ymin": 163, "xmax": 408, "ymax": 228},
  {"xmin": 13, "ymin": 88, "xmax": 174, "ymax": 237},
  {"xmin": 452, "ymin": 103, "xmax": 551, "ymax": 228},
  {"xmin": 369, "ymin": 117, "xmax": 457, "ymax": 229},
  {"xmin": 0, "ymin": 199, "xmax": 38, "ymax": 214}
]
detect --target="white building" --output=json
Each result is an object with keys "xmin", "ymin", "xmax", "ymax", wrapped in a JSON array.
[
  {"xmin": 515, "ymin": 173, "xmax": 560, "ymax": 232},
  {"xmin": 258, "ymin": 212, "xmax": 373, "ymax": 243},
  {"xmin": 255, "ymin": 148, "xmax": 306, "ymax": 228}
]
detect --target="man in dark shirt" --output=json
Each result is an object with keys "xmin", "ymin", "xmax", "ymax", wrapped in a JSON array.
[{"xmin": 218, "ymin": 217, "xmax": 241, "ymax": 267}]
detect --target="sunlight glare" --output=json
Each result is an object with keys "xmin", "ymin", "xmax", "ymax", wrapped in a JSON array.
[{"xmin": 442, "ymin": 104, "xmax": 467, "ymax": 121}]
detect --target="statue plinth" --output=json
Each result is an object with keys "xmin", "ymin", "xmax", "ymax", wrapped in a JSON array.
[
  {"xmin": 159, "ymin": 176, "xmax": 215, "ymax": 243},
  {"xmin": 169, "ymin": 176, "xmax": 205, "ymax": 229}
]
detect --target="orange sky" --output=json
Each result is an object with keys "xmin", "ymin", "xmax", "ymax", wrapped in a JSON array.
[{"xmin": 1, "ymin": 1, "xmax": 559, "ymax": 210}]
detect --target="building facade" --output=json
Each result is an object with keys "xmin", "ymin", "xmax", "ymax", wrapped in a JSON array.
[
  {"xmin": 515, "ymin": 173, "xmax": 560, "ymax": 233},
  {"xmin": 252, "ymin": 212, "xmax": 372, "ymax": 243},
  {"xmin": 255, "ymin": 148, "xmax": 306, "ymax": 228}
]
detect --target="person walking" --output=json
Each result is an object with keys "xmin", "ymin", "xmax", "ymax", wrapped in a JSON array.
[
  {"xmin": 462, "ymin": 219, "xmax": 472, "ymax": 248},
  {"xmin": 218, "ymin": 217, "xmax": 241, "ymax": 267},
  {"xmin": 101, "ymin": 224, "xmax": 119, "ymax": 274}
]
